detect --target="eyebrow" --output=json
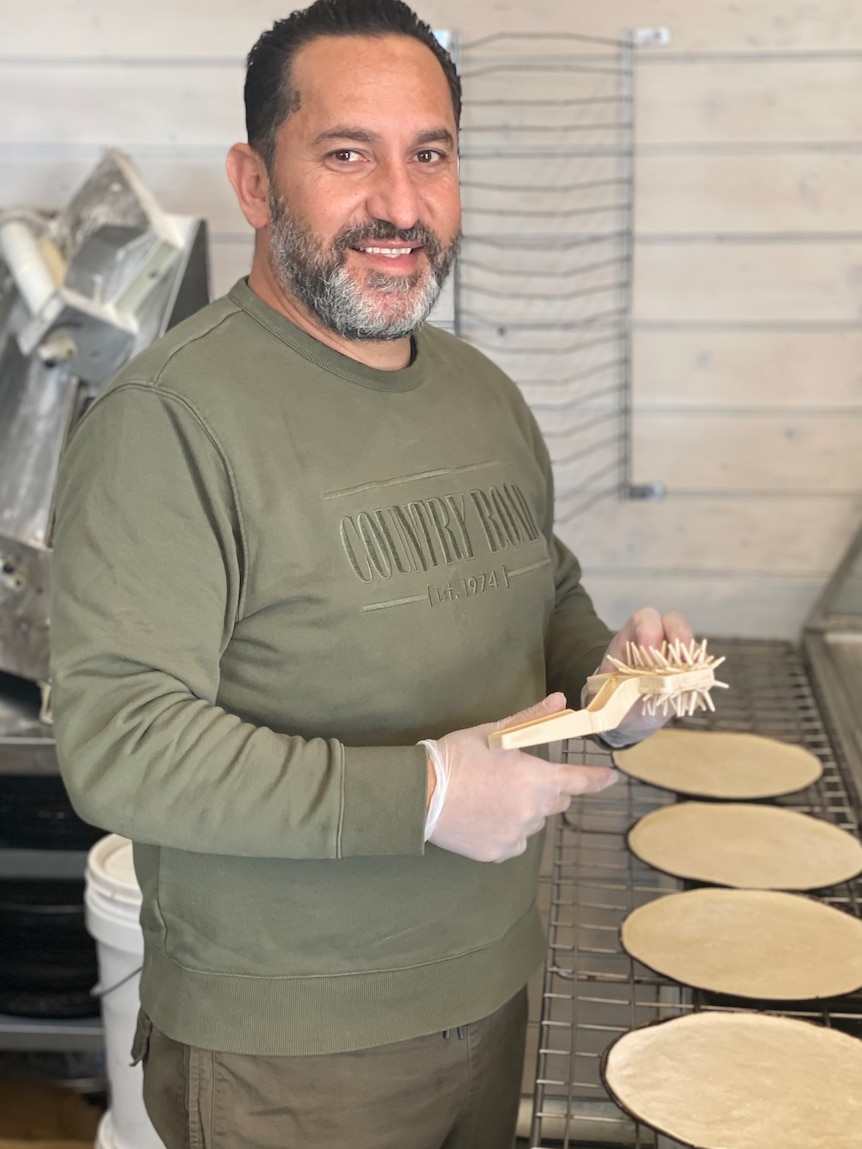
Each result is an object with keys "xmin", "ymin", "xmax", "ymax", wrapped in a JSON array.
[{"xmin": 311, "ymin": 126, "xmax": 456, "ymax": 149}]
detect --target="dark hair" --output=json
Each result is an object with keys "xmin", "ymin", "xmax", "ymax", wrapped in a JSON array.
[{"xmin": 245, "ymin": 0, "xmax": 461, "ymax": 170}]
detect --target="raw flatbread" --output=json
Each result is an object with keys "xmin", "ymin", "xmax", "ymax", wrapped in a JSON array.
[
  {"xmin": 614, "ymin": 729, "xmax": 822, "ymax": 799},
  {"xmin": 627, "ymin": 802, "xmax": 862, "ymax": 890},
  {"xmin": 601, "ymin": 1011, "xmax": 862, "ymax": 1149},
  {"xmin": 621, "ymin": 888, "xmax": 862, "ymax": 1000}
]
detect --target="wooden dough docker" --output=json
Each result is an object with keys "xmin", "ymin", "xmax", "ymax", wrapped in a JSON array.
[{"xmin": 488, "ymin": 639, "xmax": 728, "ymax": 751}]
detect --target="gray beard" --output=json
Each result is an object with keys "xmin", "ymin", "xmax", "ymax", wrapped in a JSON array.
[{"xmin": 267, "ymin": 194, "xmax": 459, "ymax": 342}]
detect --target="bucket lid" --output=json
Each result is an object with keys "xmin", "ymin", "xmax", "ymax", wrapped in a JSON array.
[{"xmin": 86, "ymin": 834, "xmax": 141, "ymax": 905}]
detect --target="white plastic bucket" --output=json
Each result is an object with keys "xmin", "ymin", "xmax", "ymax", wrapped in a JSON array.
[
  {"xmin": 95, "ymin": 1111, "xmax": 138, "ymax": 1149},
  {"xmin": 85, "ymin": 834, "xmax": 164, "ymax": 1149}
]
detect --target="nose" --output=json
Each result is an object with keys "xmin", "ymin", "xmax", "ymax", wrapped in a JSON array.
[{"xmin": 363, "ymin": 158, "xmax": 422, "ymax": 232}]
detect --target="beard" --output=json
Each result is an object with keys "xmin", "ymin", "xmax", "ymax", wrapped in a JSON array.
[{"xmin": 267, "ymin": 191, "xmax": 460, "ymax": 342}]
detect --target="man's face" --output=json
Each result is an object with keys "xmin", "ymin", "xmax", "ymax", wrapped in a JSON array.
[{"xmin": 264, "ymin": 34, "xmax": 461, "ymax": 341}]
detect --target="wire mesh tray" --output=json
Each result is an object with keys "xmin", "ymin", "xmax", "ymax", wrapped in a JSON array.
[{"xmin": 529, "ymin": 638, "xmax": 862, "ymax": 1148}]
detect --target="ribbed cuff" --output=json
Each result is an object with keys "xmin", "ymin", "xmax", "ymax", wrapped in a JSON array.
[{"xmin": 339, "ymin": 743, "xmax": 429, "ymax": 857}]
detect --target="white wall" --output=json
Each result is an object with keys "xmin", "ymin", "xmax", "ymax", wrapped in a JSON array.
[{"xmin": 2, "ymin": 0, "xmax": 861, "ymax": 640}]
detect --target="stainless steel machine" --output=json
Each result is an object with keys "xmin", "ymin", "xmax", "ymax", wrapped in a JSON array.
[
  {"xmin": 0, "ymin": 149, "xmax": 209, "ymax": 687},
  {"xmin": 804, "ymin": 521, "xmax": 862, "ymax": 812}
]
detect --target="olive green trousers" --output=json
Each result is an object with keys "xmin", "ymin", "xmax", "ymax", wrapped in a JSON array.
[{"xmin": 135, "ymin": 988, "xmax": 527, "ymax": 1149}]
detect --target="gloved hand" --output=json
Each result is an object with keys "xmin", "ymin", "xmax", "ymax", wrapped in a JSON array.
[
  {"xmin": 423, "ymin": 693, "xmax": 618, "ymax": 863},
  {"xmin": 594, "ymin": 607, "xmax": 694, "ymax": 747}
]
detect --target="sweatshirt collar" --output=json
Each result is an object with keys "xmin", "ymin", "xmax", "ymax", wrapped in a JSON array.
[{"xmin": 228, "ymin": 279, "xmax": 428, "ymax": 393}]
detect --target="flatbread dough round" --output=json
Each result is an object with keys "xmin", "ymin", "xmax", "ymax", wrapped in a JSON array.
[
  {"xmin": 621, "ymin": 888, "xmax": 862, "ymax": 999},
  {"xmin": 627, "ymin": 802, "xmax": 862, "ymax": 890},
  {"xmin": 614, "ymin": 729, "xmax": 822, "ymax": 799},
  {"xmin": 601, "ymin": 1011, "xmax": 862, "ymax": 1149}
]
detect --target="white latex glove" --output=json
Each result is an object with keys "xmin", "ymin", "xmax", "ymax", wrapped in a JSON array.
[
  {"xmin": 594, "ymin": 607, "xmax": 694, "ymax": 747},
  {"xmin": 423, "ymin": 693, "xmax": 618, "ymax": 863}
]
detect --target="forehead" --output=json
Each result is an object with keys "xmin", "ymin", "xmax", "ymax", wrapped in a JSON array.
[{"xmin": 285, "ymin": 33, "xmax": 456, "ymax": 137}]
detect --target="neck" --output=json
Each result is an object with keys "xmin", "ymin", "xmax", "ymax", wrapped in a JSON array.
[{"xmin": 247, "ymin": 262, "xmax": 415, "ymax": 371}]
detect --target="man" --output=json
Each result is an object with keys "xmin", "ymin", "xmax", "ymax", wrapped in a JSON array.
[{"xmin": 51, "ymin": 2, "xmax": 691, "ymax": 1146}]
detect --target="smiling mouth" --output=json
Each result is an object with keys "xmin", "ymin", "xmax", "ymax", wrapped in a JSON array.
[{"xmin": 354, "ymin": 245, "xmax": 420, "ymax": 258}]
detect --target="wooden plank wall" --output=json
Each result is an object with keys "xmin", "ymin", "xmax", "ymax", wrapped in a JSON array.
[
  {"xmin": 610, "ymin": 45, "xmax": 862, "ymax": 639},
  {"xmin": 2, "ymin": 1, "xmax": 861, "ymax": 639}
]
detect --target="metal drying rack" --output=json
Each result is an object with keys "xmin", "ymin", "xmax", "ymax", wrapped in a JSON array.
[
  {"xmin": 456, "ymin": 31, "xmax": 659, "ymax": 524},
  {"xmin": 528, "ymin": 637, "xmax": 862, "ymax": 1148}
]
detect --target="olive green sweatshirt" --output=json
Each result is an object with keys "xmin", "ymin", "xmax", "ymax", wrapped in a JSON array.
[{"xmin": 51, "ymin": 279, "xmax": 612, "ymax": 1055}]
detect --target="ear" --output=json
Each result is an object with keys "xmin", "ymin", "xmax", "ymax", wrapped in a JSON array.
[{"xmin": 226, "ymin": 143, "xmax": 272, "ymax": 230}]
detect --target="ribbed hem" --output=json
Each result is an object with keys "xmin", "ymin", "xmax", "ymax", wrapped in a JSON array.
[{"xmin": 140, "ymin": 902, "xmax": 545, "ymax": 1055}]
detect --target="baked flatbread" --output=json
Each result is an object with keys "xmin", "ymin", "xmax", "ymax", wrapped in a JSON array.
[
  {"xmin": 627, "ymin": 802, "xmax": 862, "ymax": 890},
  {"xmin": 614, "ymin": 729, "xmax": 822, "ymax": 799},
  {"xmin": 601, "ymin": 1011, "xmax": 862, "ymax": 1149},
  {"xmin": 621, "ymin": 888, "xmax": 862, "ymax": 999}
]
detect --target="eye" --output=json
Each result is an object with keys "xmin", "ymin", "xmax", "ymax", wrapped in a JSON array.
[
  {"xmin": 329, "ymin": 149, "xmax": 362, "ymax": 163},
  {"xmin": 415, "ymin": 149, "xmax": 443, "ymax": 164}
]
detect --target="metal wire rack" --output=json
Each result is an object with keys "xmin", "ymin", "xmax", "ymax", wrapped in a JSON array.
[
  {"xmin": 456, "ymin": 33, "xmax": 638, "ymax": 522},
  {"xmin": 529, "ymin": 637, "xmax": 862, "ymax": 1147}
]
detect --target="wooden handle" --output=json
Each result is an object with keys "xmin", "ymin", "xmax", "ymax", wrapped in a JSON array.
[
  {"xmin": 489, "ymin": 678, "xmax": 642, "ymax": 750},
  {"xmin": 488, "ymin": 663, "xmax": 719, "ymax": 751}
]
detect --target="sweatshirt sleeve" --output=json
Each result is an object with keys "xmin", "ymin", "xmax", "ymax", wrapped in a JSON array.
[
  {"xmin": 527, "ymin": 413, "xmax": 614, "ymax": 700},
  {"xmin": 50, "ymin": 384, "xmax": 428, "ymax": 860},
  {"xmin": 544, "ymin": 536, "xmax": 614, "ymax": 702}
]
